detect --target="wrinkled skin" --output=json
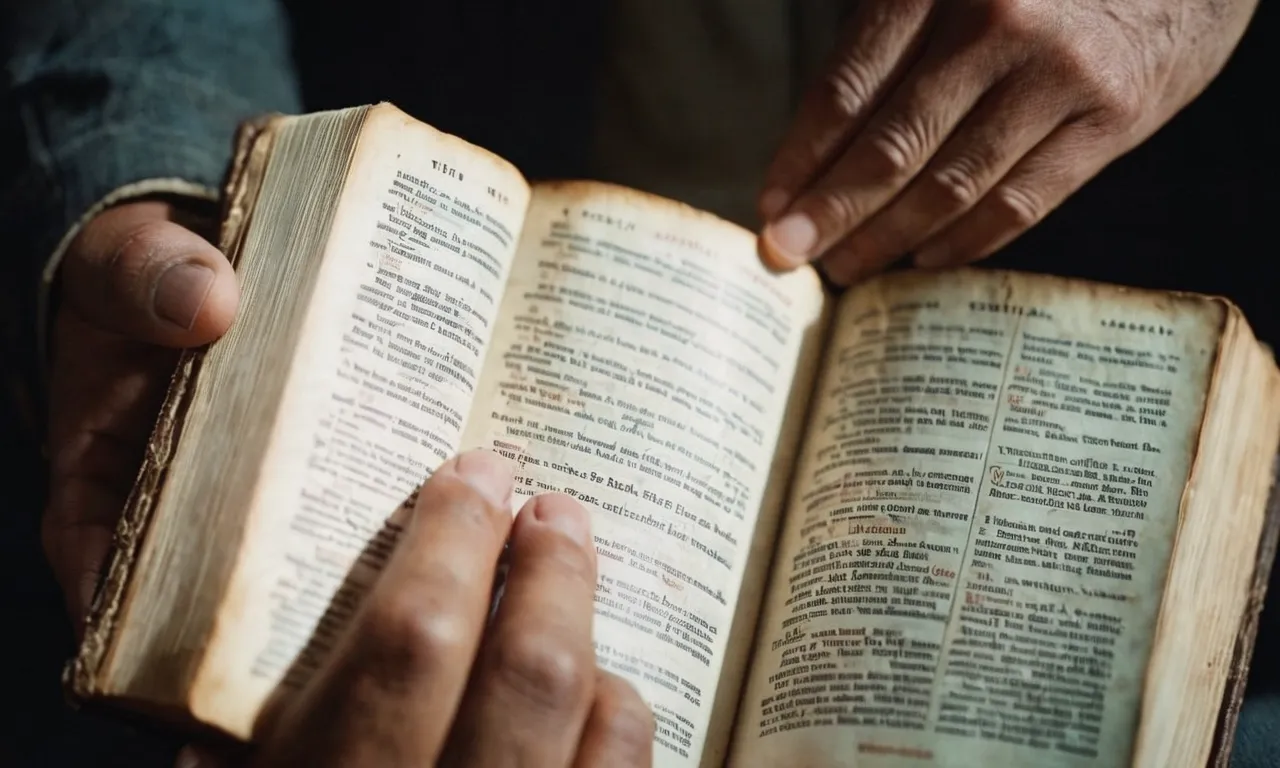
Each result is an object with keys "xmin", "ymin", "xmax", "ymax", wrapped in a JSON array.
[{"xmin": 758, "ymin": 0, "xmax": 1258, "ymax": 284}]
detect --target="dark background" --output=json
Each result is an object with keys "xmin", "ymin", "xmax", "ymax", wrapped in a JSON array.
[{"xmin": 2, "ymin": 2, "xmax": 1275, "ymax": 765}]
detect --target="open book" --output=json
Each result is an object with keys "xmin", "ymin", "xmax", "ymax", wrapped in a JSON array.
[{"xmin": 67, "ymin": 104, "xmax": 1280, "ymax": 767}]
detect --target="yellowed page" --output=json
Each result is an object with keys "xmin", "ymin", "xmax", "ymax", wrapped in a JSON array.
[
  {"xmin": 460, "ymin": 181, "xmax": 827, "ymax": 767},
  {"xmin": 190, "ymin": 105, "xmax": 532, "ymax": 735},
  {"xmin": 1132, "ymin": 315, "xmax": 1280, "ymax": 767},
  {"xmin": 730, "ymin": 270, "xmax": 1223, "ymax": 767}
]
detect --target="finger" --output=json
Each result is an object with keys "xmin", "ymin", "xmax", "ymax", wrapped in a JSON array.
[
  {"xmin": 820, "ymin": 74, "xmax": 1066, "ymax": 285},
  {"xmin": 442, "ymin": 493, "xmax": 598, "ymax": 765},
  {"xmin": 914, "ymin": 125, "xmax": 1119, "ymax": 268},
  {"xmin": 257, "ymin": 450, "xmax": 515, "ymax": 766},
  {"xmin": 61, "ymin": 200, "xmax": 238, "ymax": 348},
  {"xmin": 43, "ymin": 312, "xmax": 178, "ymax": 627},
  {"xmin": 573, "ymin": 671, "xmax": 655, "ymax": 768},
  {"xmin": 762, "ymin": 32, "xmax": 1006, "ymax": 270},
  {"xmin": 757, "ymin": 0, "xmax": 934, "ymax": 219}
]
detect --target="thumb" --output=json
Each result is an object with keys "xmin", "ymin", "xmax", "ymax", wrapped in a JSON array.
[{"xmin": 61, "ymin": 200, "xmax": 239, "ymax": 347}]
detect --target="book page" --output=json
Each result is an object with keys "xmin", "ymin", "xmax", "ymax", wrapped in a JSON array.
[
  {"xmin": 731, "ymin": 270, "xmax": 1223, "ymax": 767},
  {"xmin": 190, "ymin": 105, "xmax": 532, "ymax": 735},
  {"xmin": 460, "ymin": 181, "xmax": 828, "ymax": 767}
]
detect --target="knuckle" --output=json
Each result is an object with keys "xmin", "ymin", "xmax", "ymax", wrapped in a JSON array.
[
  {"xmin": 362, "ymin": 592, "xmax": 470, "ymax": 674},
  {"xmin": 823, "ymin": 56, "xmax": 878, "ymax": 120},
  {"xmin": 1047, "ymin": 37, "xmax": 1092, "ymax": 79},
  {"xmin": 54, "ymin": 432, "xmax": 141, "ymax": 490},
  {"xmin": 1042, "ymin": 42, "xmax": 1145, "ymax": 129},
  {"xmin": 981, "ymin": 0, "xmax": 1044, "ymax": 39},
  {"xmin": 866, "ymin": 120, "xmax": 929, "ymax": 180},
  {"xmin": 111, "ymin": 221, "xmax": 172, "ymax": 273},
  {"xmin": 994, "ymin": 184, "xmax": 1047, "ymax": 229},
  {"xmin": 1088, "ymin": 73, "xmax": 1145, "ymax": 128},
  {"xmin": 812, "ymin": 193, "xmax": 864, "ymax": 235},
  {"xmin": 493, "ymin": 632, "xmax": 592, "ymax": 712},
  {"xmin": 543, "ymin": 537, "xmax": 596, "ymax": 589},
  {"xmin": 88, "ymin": 221, "xmax": 180, "ymax": 303},
  {"xmin": 930, "ymin": 157, "xmax": 988, "ymax": 208},
  {"xmin": 596, "ymin": 674, "xmax": 657, "ymax": 749}
]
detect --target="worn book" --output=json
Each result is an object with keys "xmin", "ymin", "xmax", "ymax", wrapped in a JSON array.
[{"xmin": 67, "ymin": 103, "xmax": 1280, "ymax": 767}]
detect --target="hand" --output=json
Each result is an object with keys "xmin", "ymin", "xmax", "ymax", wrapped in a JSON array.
[
  {"xmin": 181, "ymin": 451, "xmax": 654, "ymax": 767},
  {"xmin": 44, "ymin": 200, "xmax": 239, "ymax": 625},
  {"xmin": 757, "ymin": 0, "xmax": 1258, "ymax": 284}
]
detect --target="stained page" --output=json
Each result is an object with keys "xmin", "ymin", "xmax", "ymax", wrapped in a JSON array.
[{"xmin": 731, "ymin": 270, "xmax": 1222, "ymax": 767}]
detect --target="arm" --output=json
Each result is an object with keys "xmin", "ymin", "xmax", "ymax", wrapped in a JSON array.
[{"xmin": 0, "ymin": 0, "xmax": 303, "ymax": 426}]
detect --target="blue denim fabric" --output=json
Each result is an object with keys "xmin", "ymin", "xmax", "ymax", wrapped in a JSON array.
[
  {"xmin": 0, "ymin": 0, "xmax": 301, "ymax": 424},
  {"xmin": 1235, "ymin": 693, "xmax": 1280, "ymax": 766},
  {"xmin": 1, "ymin": 0, "xmax": 301, "ymax": 249}
]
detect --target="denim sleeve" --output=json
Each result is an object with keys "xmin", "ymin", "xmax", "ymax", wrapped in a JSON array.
[{"xmin": 0, "ymin": 0, "xmax": 302, "ymax": 439}]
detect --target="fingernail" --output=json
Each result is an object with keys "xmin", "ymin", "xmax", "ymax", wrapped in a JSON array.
[
  {"xmin": 532, "ymin": 496, "xmax": 592, "ymax": 547},
  {"xmin": 174, "ymin": 746, "xmax": 213, "ymax": 768},
  {"xmin": 764, "ymin": 212, "xmax": 818, "ymax": 265},
  {"xmin": 914, "ymin": 243, "xmax": 951, "ymax": 268},
  {"xmin": 759, "ymin": 188, "xmax": 790, "ymax": 220},
  {"xmin": 455, "ymin": 449, "xmax": 515, "ymax": 509},
  {"xmin": 154, "ymin": 263, "xmax": 215, "ymax": 330}
]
